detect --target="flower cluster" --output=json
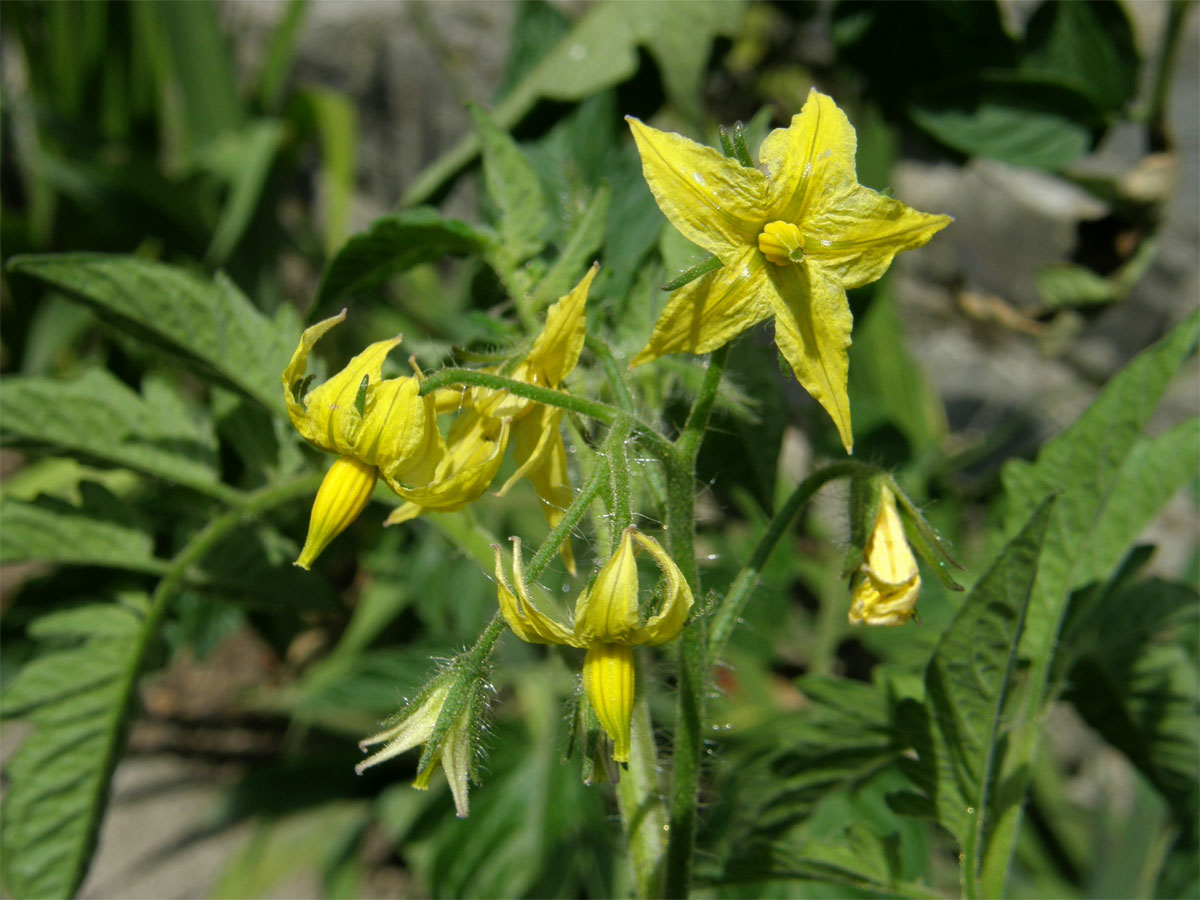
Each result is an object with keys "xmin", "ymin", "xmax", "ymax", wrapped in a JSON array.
[
  {"xmin": 282, "ymin": 90, "xmax": 949, "ymax": 813},
  {"xmin": 284, "ymin": 264, "xmax": 597, "ymax": 570}
]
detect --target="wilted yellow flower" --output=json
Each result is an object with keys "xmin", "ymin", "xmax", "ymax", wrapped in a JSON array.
[
  {"xmin": 626, "ymin": 90, "xmax": 951, "ymax": 452},
  {"xmin": 385, "ymin": 410, "xmax": 510, "ymax": 524},
  {"xmin": 283, "ymin": 311, "xmax": 444, "ymax": 568},
  {"xmin": 391, "ymin": 266, "xmax": 598, "ymax": 573},
  {"xmin": 356, "ymin": 679, "xmax": 475, "ymax": 818},
  {"xmin": 849, "ymin": 485, "xmax": 920, "ymax": 626},
  {"xmin": 494, "ymin": 527, "xmax": 693, "ymax": 762}
]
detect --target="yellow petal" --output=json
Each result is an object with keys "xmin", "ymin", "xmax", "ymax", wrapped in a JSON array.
[
  {"xmin": 355, "ymin": 377, "xmax": 443, "ymax": 472},
  {"xmin": 630, "ymin": 246, "xmax": 773, "ymax": 367},
  {"xmin": 295, "ymin": 335, "xmax": 403, "ymax": 455},
  {"xmin": 295, "ymin": 455, "xmax": 378, "ymax": 570},
  {"xmin": 283, "ymin": 310, "xmax": 347, "ymax": 444},
  {"xmin": 497, "ymin": 410, "xmax": 576, "ymax": 574},
  {"xmin": 766, "ymin": 263, "xmax": 854, "ymax": 453},
  {"xmin": 759, "ymin": 89, "xmax": 858, "ymax": 226},
  {"xmin": 526, "ymin": 262, "xmax": 598, "ymax": 388},
  {"xmin": 628, "ymin": 531, "xmax": 693, "ymax": 646},
  {"xmin": 582, "ymin": 643, "xmax": 636, "ymax": 763},
  {"xmin": 626, "ymin": 116, "xmax": 764, "ymax": 262},
  {"xmin": 493, "ymin": 539, "xmax": 576, "ymax": 646},
  {"xmin": 573, "ymin": 527, "xmax": 640, "ymax": 645},
  {"xmin": 382, "ymin": 411, "xmax": 509, "ymax": 517},
  {"xmin": 848, "ymin": 487, "xmax": 920, "ymax": 626},
  {"xmin": 805, "ymin": 183, "xmax": 952, "ymax": 289}
]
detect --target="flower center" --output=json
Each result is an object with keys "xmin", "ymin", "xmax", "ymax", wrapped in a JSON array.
[{"xmin": 757, "ymin": 221, "xmax": 806, "ymax": 266}]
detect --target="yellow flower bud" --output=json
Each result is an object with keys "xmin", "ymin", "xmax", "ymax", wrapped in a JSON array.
[
  {"xmin": 583, "ymin": 643, "xmax": 636, "ymax": 763},
  {"xmin": 295, "ymin": 455, "xmax": 378, "ymax": 569},
  {"xmin": 849, "ymin": 486, "xmax": 920, "ymax": 625}
]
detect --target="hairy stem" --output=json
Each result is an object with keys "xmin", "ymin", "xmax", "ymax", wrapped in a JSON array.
[
  {"xmin": 707, "ymin": 461, "xmax": 870, "ymax": 665},
  {"xmin": 617, "ymin": 655, "xmax": 668, "ymax": 899},
  {"xmin": 663, "ymin": 345, "xmax": 729, "ymax": 898}
]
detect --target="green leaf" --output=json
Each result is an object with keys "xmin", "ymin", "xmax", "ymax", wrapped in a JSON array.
[
  {"xmin": 0, "ymin": 596, "xmax": 150, "ymax": 899},
  {"xmin": 1, "ymin": 369, "xmax": 231, "ymax": 500},
  {"xmin": 210, "ymin": 802, "xmax": 367, "ymax": 900},
  {"xmin": 0, "ymin": 485, "xmax": 166, "ymax": 574},
  {"xmin": 299, "ymin": 87, "xmax": 359, "ymax": 255},
  {"xmin": 848, "ymin": 285, "xmax": 948, "ymax": 453},
  {"xmin": 198, "ymin": 119, "xmax": 287, "ymax": 266},
  {"xmin": 1001, "ymin": 314, "xmax": 1200, "ymax": 667},
  {"xmin": 256, "ymin": 0, "xmax": 310, "ymax": 111},
  {"xmin": 152, "ymin": 0, "xmax": 244, "ymax": 151},
  {"xmin": 527, "ymin": 182, "xmax": 610, "ymax": 313},
  {"xmin": 1061, "ymin": 555, "xmax": 1199, "ymax": 834},
  {"xmin": 402, "ymin": 0, "xmax": 742, "ymax": 206},
  {"xmin": 910, "ymin": 77, "xmax": 1095, "ymax": 170},
  {"xmin": 1021, "ymin": 0, "xmax": 1139, "ymax": 114},
  {"xmin": 315, "ymin": 208, "xmax": 491, "ymax": 310},
  {"xmin": 896, "ymin": 495, "xmax": 1056, "ymax": 896},
  {"xmin": 469, "ymin": 104, "xmax": 549, "ymax": 268},
  {"xmin": 983, "ymin": 312, "xmax": 1200, "ymax": 896},
  {"xmin": 6, "ymin": 254, "xmax": 294, "ymax": 411}
]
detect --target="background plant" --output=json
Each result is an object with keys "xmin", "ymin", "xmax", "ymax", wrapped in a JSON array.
[{"xmin": 1, "ymin": 2, "xmax": 1196, "ymax": 899}]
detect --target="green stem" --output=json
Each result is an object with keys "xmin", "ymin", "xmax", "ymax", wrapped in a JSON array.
[
  {"xmin": 663, "ymin": 345, "xmax": 729, "ymax": 898},
  {"xmin": 605, "ymin": 417, "xmax": 634, "ymax": 537},
  {"xmin": 586, "ymin": 334, "xmax": 637, "ymax": 414},
  {"xmin": 617, "ymin": 655, "xmax": 668, "ymax": 899},
  {"xmin": 419, "ymin": 369, "xmax": 620, "ymax": 422},
  {"xmin": 707, "ymin": 461, "xmax": 869, "ymax": 665},
  {"xmin": 525, "ymin": 460, "xmax": 608, "ymax": 583}
]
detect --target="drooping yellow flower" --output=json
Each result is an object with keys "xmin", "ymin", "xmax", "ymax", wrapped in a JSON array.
[
  {"xmin": 849, "ymin": 485, "xmax": 920, "ymax": 626},
  {"xmin": 283, "ymin": 311, "xmax": 445, "ymax": 568},
  {"xmin": 626, "ymin": 90, "xmax": 951, "ymax": 452},
  {"xmin": 390, "ymin": 265, "xmax": 598, "ymax": 574},
  {"xmin": 493, "ymin": 527, "xmax": 693, "ymax": 762},
  {"xmin": 384, "ymin": 409, "xmax": 511, "ymax": 524}
]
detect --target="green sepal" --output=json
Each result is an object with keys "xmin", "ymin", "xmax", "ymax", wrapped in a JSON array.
[
  {"xmin": 661, "ymin": 255, "xmax": 722, "ymax": 291},
  {"xmin": 886, "ymin": 475, "xmax": 966, "ymax": 592}
]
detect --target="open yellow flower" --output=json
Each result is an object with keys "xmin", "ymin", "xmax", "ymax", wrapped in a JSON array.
[
  {"xmin": 283, "ymin": 311, "xmax": 444, "ymax": 568},
  {"xmin": 493, "ymin": 527, "xmax": 693, "ymax": 762},
  {"xmin": 626, "ymin": 90, "xmax": 951, "ymax": 452},
  {"xmin": 849, "ymin": 485, "xmax": 920, "ymax": 626}
]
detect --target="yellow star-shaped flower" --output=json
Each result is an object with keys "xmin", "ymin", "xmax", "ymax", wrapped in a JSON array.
[{"xmin": 626, "ymin": 89, "xmax": 951, "ymax": 452}]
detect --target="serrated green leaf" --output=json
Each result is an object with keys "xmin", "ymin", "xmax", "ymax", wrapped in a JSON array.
[
  {"xmin": 1001, "ymin": 314, "xmax": 1199, "ymax": 670},
  {"xmin": 316, "ymin": 208, "xmax": 490, "ymax": 310},
  {"xmin": 899, "ymin": 495, "xmax": 1056, "ymax": 895},
  {"xmin": 6, "ymin": 254, "xmax": 294, "ymax": 410},
  {"xmin": 983, "ymin": 312, "xmax": 1199, "ymax": 896},
  {"xmin": 0, "ymin": 486, "xmax": 166, "ymax": 573},
  {"xmin": 1, "ymin": 368, "xmax": 233, "ymax": 500},
  {"xmin": 469, "ymin": 104, "xmax": 549, "ymax": 270},
  {"xmin": 0, "ymin": 598, "xmax": 149, "ymax": 900}
]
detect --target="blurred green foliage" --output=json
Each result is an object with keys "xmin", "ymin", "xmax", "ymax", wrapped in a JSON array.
[{"xmin": 2, "ymin": 1, "xmax": 1196, "ymax": 899}]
